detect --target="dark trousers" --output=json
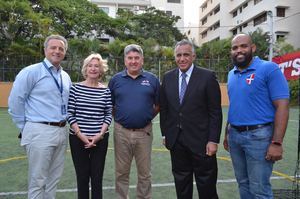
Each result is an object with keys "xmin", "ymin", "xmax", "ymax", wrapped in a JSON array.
[
  {"xmin": 170, "ymin": 134, "xmax": 218, "ymax": 199},
  {"xmin": 69, "ymin": 133, "xmax": 109, "ymax": 199}
]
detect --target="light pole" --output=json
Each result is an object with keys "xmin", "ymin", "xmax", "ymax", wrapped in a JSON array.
[{"xmin": 267, "ymin": 11, "xmax": 274, "ymax": 61}]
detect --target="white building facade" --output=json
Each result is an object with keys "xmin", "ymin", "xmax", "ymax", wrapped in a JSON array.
[
  {"xmin": 151, "ymin": 0, "xmax": 184, "ymax": 34},
  {"xmin": 199, "ymin": 0, "xmax": 300, "ymax": 49},
  {"xmin": 89, "ymin": 0, "xmax": 185, "ymax": 33},
  {"xmin": 89, "ymin": 0, "xmax": 151, "ymax": 17}
]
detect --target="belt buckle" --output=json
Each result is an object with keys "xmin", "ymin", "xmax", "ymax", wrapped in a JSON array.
[{"xmin": 58, "ymin": 121, "xmax": 65, "ymax": 127}]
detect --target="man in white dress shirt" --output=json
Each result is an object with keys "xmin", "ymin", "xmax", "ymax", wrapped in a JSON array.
[{"xmin": 8, "ymin": 34, "xmax": 72, "ymax": 199}]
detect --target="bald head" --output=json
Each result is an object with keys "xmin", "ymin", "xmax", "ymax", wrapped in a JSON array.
[
  {"xmin": 232, "ymin": 34, "xmax": 253, "ymax": 45},
  {"xmin": 231, "ymin": 34, "xmax": 256, "ymax": 69}
]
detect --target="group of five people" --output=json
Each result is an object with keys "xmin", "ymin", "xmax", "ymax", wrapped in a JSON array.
[{"xmin": 8, "ymin": 33, "xmax": 289, "ymax": 199}]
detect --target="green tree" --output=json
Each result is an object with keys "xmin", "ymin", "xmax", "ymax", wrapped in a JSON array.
[
  {"xmin": 159, "ymin": 46, "xmax": 176, "ymax": 78},
  {"xmin": 196, "ymin": 38, "xmax": 231, "ymax": 82},
  {"xmin": 248, "ymin": 28, "xmax": 269, "ymax": 59},
  {"xmin": 0, "ymin": 0, "xmax": 113, "ymax": 58},
  {"xmin": 106, "ymin": 39, "xmax": 128, "ymax": 74},
  {"xmin": 106, "ymin": 8, "xmax": 135, "ymax": 41},
  {"xmin": 31, "ymin": 0, "xmax": 112, "ymax": 39},
  {"xmin": 274, "ymin": 37, "xmax": 295, "ymax": 56},
  {"xmin": 133, "ymin": 7, "xmax": 184, "ymax": 46},
  {"xmin": 0, "ymin": 0, "xmax": 44, "ymax": 57},
  {"xmin": 115, "ymin": 7, "xmax": 185, "ymax": 46}
]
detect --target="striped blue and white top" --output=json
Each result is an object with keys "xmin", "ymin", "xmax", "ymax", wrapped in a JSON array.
[{"xmin": 67, "ymin": 83, "xmax": 113, "ymax": 136}]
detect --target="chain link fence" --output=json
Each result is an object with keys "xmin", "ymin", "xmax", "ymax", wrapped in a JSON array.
[{"xmin": 0, "ymin": 55, "xmax": 232, "ymax": 83}]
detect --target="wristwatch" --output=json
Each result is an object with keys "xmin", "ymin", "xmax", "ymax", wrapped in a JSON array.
[{"xmin": 271, "ymin": 140, "xmax": 282, "ymax": 146}]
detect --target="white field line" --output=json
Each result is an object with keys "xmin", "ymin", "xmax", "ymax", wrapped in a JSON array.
[{"xmin": 0, "ymin": 176, "xmax": 293, "ymax": 196}]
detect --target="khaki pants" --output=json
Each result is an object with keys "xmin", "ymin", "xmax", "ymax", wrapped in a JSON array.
[
  {"xmin": 114, "ymin": 122, "xmax": 153, "ymax": 199},
  {"xmin": 22, "ymin": 122, "xmax": 68, "ymax": 199}
]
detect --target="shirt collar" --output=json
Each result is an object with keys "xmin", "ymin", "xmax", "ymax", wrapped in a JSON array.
[
  {"xmin": 121, "ymin": 69, "xmax": 145, "ymax": 78},
  {"xmin": 43, "ymin": 58, "xmax": 62, "ymax": 72},
  {"xmin": 179, "ymin": 64, "xmax": 194, "ymax": 78},
  {"xmin": 233, "ymin": 56, "xmax": 258, "ymax": 74}
]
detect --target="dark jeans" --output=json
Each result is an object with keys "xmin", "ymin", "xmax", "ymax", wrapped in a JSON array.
[
  {"xmin": 69, "ymin": 133, "xmax": 109, "ymax": 199},
  {"xmin": 170, "ymin": 133, "xmax": 218, "ymax": 199}
]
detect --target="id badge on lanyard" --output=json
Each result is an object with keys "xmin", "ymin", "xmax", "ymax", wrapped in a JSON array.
[{"xmin": 61, "ymin": 103, "xmax": 66, "ymax": 115}]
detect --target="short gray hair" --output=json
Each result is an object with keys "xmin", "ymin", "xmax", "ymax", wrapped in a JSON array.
[
  {"xmin": 44, "ymin": 35, "xmax": 68, "ymax": 51},
  {"xmin": 81, "ymin": 53, "xmax": 108, "ymax": 79},
  {"xmin": 174, "ymin": 39, "xmax": 195, "ymax": 54},
  {"xmin": 124, "ymin": 44, "xmax": 143, "ymax": 57}
]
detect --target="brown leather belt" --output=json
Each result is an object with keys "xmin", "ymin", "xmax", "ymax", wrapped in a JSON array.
[
  {"xmin": 116, "ymin": 122, "xmax": 151, "ymax": 135},
  {"xmin": 40, "ymin": 121, "xmax": 67, "ymax": 127},
  {"xmin": 125, "ymin": 127, "xmax": 145, "ymax": 131},
  {"xmin": 231, "ymin": 122, "xmax": 272, "ymax": 132}
]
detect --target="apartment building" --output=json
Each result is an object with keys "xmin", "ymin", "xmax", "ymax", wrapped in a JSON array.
[
  {"xmin": 89, "ymin": 0, "xmax": 184, "ymax": 33},
  {"xmin": 199, "ymin": 0, "xmax": 300, "ymax": 49},
  {"xmin": 184, "ymin": 0, "xmax": 203, "ymax": 44},
  {"xmin": 89, "ymin": 0, "xmax": 151, "ymax": 17},
  {"xmin": 151, "ymin": 0, "xmax": 184, "ymax": 33}
]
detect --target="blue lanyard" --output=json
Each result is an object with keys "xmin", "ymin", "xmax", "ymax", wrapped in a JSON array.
[{"xmin": 42, "ymin": 61, "xmax": 63, "ymax": 95}]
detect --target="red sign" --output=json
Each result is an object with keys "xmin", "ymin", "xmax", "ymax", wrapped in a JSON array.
[{"xmin": 272, "ymin": 51, "xmax": 300, "ymax": 80}]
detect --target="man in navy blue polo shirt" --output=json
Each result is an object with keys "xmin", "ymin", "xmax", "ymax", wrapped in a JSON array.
[
  {"xmin": 108, "ymin": 44, "xmax": 160, "ymax": 199},
  {"xmin": 223, "ymin": 34, "xmax": 289, "ymax": 199}
]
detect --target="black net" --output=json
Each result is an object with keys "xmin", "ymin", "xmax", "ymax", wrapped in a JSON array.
[
  {"xmin": 273, "ymin": 98, "xmax": 300, "ymax": 199},
  {"xmin": 273, "ymin": 189, "xmax": 299, "ymax": 199}
]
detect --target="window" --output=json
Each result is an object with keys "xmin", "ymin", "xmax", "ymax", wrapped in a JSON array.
[
  {"xmin": 232, "ymin": 29, "xmax": 237, "ymax": 35},
  {"xmin": 214, "ymin": 6, "xmax": 220, "ymax": 14},
  {"xmin": 214, "ymin": 37, "xmax": 220, "ymax": 41},
  {"xmin": 213, "ymin": 21, "xmax": 220, "ymax": 30},
  {"xmin": 253, "ymin": 13, "xmax": 267, "ymax": 26},
  {"xmin": 276, "ymin": 34, "xmax": 285, "ymax": 40},
  {"xmin": 99, "ymin": 7, "xmax": 109, "ymax": 14},
  {"xmin": 167, "ymin": 0, "xmax": 181, "ymax": 3},
  {"xmin": 239, "ymin": 26, "xmax": 242, "ymax": 32},
  {"xmin": 202, "ymin": 31, "xmax": 207, "ymax": 39},
  {"xmin": 243, "ymin": 2, "xmax": 248, "ymax": 8},
  {"xmin": 243, "ymin": 23, "xmax": 248, "ymax": 28},
  {"xmin": 239, "ymin": 7, "xmax": 242, "ymax": 13},
  {"xmin": 233, "ymin": 10, "xmax": 237, "ymax": 17},
  {"xmin": 166, "ymin": 11, "xmax": 172, "ymax": 16},
  {"xmin": 202, "ymin": 3, "xmax": 207, "ymax": 12},
  {"xmin": 277, "ymin": 7, "xmax": 285, "ymax": 17},
  {"xmin": 202, "ymin": 17, "xmax": 207, "ymax": 25},
  {"xmin": 254, "ymin": 0, "xmax": 262, "ymax": 5}
]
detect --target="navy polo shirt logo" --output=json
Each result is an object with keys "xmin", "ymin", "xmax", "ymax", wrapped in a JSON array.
[
  {"xmin": 246, "ymin": 73, "xmax": 255, "ymax": 85},
  {"xmin": 141, "ymin": 80, "xmax": 150, "ymax": 86}
]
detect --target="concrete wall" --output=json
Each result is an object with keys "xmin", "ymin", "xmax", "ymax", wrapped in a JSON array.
[
  {"xmin": 0, "ymin": 82, "xmax": 229, "ymax": 108},
  {"xmin": 0, "ymin": 82, "xmax": 13, "ymax": 108},
  {"xmin": 220, "ymin": 83, "xmax": 229, "ymax": 107}
]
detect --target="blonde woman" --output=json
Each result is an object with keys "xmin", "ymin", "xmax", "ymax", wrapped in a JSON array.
[{"xmin": 67, "ymin": 53, "xmax": 112, "ymax": 199}]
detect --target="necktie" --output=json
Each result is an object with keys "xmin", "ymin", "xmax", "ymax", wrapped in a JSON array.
[{"xmin": 179, "ymin": 73, "xmax": 187, "ymax": 104}]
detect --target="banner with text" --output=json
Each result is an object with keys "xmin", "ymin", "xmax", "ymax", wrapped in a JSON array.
[{"xmin": 272, "ymin": 51, "xmax": 300, "ymax": 80}]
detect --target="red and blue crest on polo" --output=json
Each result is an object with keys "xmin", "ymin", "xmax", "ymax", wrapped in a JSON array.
[{"xmin": 246, "ymin": 73, "xmax": 255, "ymax": 85}]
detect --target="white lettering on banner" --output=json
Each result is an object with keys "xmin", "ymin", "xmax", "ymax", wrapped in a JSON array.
[
  {"xmin": 278, "ymin": 62, "xmax": 288, "ymax": 73},
  {"xmin": 278, "ymin": 58, "xmax": 300, "ymax": 77},
  {"xmin": 291, "ymin": 58, "xmax": 300, "ymax": 77},
  {"xmin": 273, "ymin": 51, "xmax": 300, "ymax": 80}
]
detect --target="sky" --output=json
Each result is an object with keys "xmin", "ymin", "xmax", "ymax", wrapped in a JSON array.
[
  {"xmin": 184, "ymin": 0, "xmax": 204, "ymax": 27},
  {"xmin": 183, "ymin": 0, "xmax": 204, "ymax": 42}
]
